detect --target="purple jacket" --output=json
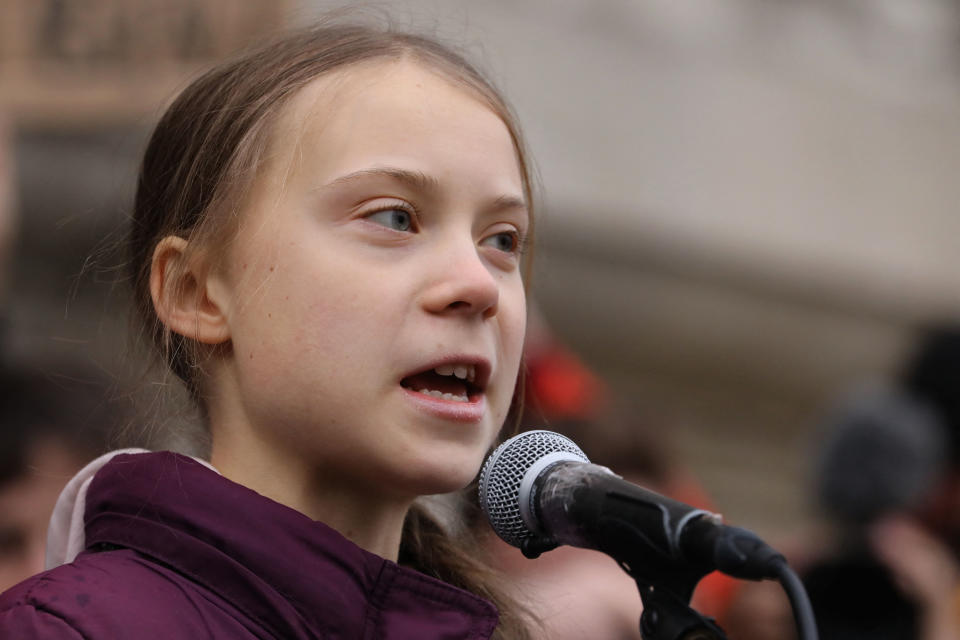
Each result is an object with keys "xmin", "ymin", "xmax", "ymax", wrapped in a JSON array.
[{"xmin": 0, "ymin": 452, "xmax": 499, "ymax": 638}]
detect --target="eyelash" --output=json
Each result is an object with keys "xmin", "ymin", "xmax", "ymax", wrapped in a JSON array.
[
  {"xmin": 483, "ymin": 229, "xmax": 528, "ymax": 257},
  {"xmin": 360, "ymin": 202, "xmax": 528, "ymax": 257},
  {"xmin": 362, "ymin": 202, "xmax": 419, "ymax": 232}
]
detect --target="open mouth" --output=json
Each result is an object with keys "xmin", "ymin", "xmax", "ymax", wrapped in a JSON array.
[{"xmin": 400, "ymin": 363, "xmax": 485, "ymax": 403}]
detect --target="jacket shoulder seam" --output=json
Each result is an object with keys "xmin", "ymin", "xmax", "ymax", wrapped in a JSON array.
[{"xmin": 3, "ymin": 599, "xmax": 88, "ymax": 640}]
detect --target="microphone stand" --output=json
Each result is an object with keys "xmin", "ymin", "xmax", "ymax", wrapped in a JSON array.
[
  {"xmin": 635, "ymin": 578, "xmax": 727, "ymax": 640},
  {"xmin": 522, "ymin": 537, "xmax": 728, "ymax": 640}
]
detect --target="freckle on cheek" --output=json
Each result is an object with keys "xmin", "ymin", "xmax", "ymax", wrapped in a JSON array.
[
  {"xmin": 269, "ymin": 266, "xmax": 275, "ymax": 272},
  {"xmin": 249, "ymin": 352, "xmax": 254, "ymax": 360}
]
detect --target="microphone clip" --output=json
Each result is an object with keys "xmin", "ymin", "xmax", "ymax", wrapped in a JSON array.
[{"xmin": 520, "ymin": 535, "xmax": 558, "ymax": 559}]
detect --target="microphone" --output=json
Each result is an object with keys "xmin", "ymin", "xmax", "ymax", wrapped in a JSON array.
[{"xmin": 478, "ymin": 430, "xmax": 785, "ymax": 586}]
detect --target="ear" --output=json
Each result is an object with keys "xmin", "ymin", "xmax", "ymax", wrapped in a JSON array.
[{"xmin": 150, "ymin": 235, "xmax": 231, "ymax": 345}]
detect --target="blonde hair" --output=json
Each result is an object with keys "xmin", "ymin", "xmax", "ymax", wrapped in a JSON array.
[{"xmin": 126, "ymin": 21, "xmax": 537, "ymax": 639}]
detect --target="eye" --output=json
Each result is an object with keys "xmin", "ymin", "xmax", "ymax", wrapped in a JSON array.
[
  {"xmin": 482, "ymin": 230, "xmax": 522, "ymax": 254},
  {"xmin": 365, "ymin": 207, "xmax": 415, "ymax": 232}
]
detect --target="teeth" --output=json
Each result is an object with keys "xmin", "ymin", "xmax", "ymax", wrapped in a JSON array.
[
  {"xmin": 418, "ymin": 389, "xmax": 469, "ymax": 402},
  {"xmin": 434, "ymin": 364, "xmax": 476, "ymax": 383}
]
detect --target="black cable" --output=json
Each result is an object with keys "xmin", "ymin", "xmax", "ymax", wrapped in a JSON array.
[{"xmin": 774, "ymin": 559, "xmax": 819, "ymax": 640}]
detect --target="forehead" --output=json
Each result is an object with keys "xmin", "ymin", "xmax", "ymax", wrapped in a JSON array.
[
  {"xmin": 287, "ymin": 57, "xmax": 502, "ymax": 131},
  {"xmin": 264, "ymin": 59, "xmax": 522, "ymax": 188}
]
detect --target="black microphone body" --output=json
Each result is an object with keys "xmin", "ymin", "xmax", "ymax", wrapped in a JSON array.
[
  {"xmin": 532, "ymin": 461, "xmax": 785, "ymax": 590},
  {"xmin": 479, "ymin": 430, "xmax": 785, "ymax": 599}
]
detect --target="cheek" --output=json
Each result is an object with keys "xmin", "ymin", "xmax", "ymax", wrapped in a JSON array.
[
  {"xmin": 492, "ymin": 283, "xmax": 527, "ymax": 412},
  {"xmin": 295, "ymin": 297, "xmax": 375, "ymax": 362},
  {"xmin": 231, "ymin": 281, "xmax": 394, "ymax": 412},
  {"xmin": 502, "ymin": 282, "xmax": 528, "ymax": 364},
  {"xmin": 266, "ymin": 263, "xmax": 403, "ymax": 374}
]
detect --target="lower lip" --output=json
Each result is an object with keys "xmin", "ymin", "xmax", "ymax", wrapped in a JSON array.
[{"xmin": 401, "ymin": 387, "xmax": 486, "ymax": 422}]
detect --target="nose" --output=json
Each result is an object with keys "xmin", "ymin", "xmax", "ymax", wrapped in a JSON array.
[{"xmin": 421, "ymin": 243, "xmax": 500, "ymax": 319}]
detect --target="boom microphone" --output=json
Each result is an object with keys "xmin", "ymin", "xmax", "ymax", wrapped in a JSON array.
[{"xmin": 478, "ymin": 430, "xmax": 785, "ymax": 585}]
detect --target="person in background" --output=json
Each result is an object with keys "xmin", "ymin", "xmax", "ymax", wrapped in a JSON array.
[
  {"xmin": 886, "ymin": 325, "xmax": 960, "ymax": 640},
  {"xmin": 0, "ymin": 112, "xmax": 14, "ymax": 306},
  {"xmin": 0, "ymin": 361, "xmax": 116, "ymax": 592},
  {"xmin": 0, "ymin": 108, "xmax": 120, "ymax": 594},
  {"xmin": 0, "ymin": 110, "xmax": 18, "ymax": 365},
  {"xmin": 801, "ymin": 324, "xmax": 960, "ymax": 640}
]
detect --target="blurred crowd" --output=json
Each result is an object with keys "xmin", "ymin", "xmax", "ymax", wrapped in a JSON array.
[
  {"xmin": 494, "ymin": 314, "xmax": 960, "ymax": 640},
  {"xmin": 0, "ymin": 114, "xmax": 121, "ymax": 593}
]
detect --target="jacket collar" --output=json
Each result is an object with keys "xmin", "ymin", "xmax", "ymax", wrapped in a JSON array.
[{"xmin": 81, "ymin": 451, "xmax": 498, "ymax": 639}]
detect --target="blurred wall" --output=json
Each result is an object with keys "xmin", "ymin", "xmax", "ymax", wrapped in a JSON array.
[
  {"xmin": 0, "ymin": 0, "xmax": 290, "ymax": 449},
  {"xmin": 4, "ymin": 0, "xmax": 960, "ymax": 539}
]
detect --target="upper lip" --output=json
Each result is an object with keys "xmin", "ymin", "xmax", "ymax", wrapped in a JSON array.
[{"xmin": 401, "ymin": 355, "xmax": 492, "ymax": 392}]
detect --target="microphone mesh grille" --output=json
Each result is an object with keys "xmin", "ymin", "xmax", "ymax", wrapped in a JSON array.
[{"xmin": 478, "ymin": 430, "xmax": 588, "ymax": 548}]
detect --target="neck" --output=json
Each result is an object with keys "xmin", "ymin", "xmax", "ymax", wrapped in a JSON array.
[{"xmin": 209, "ymin": 428, "xmax": 412, "ymax": 562}]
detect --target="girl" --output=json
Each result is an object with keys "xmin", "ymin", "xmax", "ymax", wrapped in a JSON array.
[{"xmin": 0, "ymin": 21, "xmax": 536, "ymax": 639}]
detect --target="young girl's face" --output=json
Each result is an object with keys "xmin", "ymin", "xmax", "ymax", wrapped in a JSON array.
[{"xmin": 205, "ymin": 60, "xmax": 528, "ymax": 499}]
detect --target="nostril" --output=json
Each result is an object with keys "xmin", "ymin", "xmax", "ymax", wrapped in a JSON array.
[
  {"xmin": 444, "ymin": 298, "xmax": 498, "ymax": 317},
  {"xmin": 422, "ymin": 261, "xmax": 500, "ymax": 316}
]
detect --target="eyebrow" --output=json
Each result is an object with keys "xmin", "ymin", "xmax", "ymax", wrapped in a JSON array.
[
  {"xmin": 320, "ymin": 166, "xmax": 528, "ymax": 212},
  {"xmin": 490, "ymin": 193, "xmax": 528, "ymax": 214},
  {"xmin": 321, "ymin": 167, "xmax": 440, "ymax": 193}
]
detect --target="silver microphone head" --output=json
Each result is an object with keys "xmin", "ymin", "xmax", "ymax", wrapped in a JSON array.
[{"xmin": 478, "ymin": 430, "xmax": 589, "ymax": 548}]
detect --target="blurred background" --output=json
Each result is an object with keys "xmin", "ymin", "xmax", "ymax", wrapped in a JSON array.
[{"xmin": 2, "ymin": 0, "xmax": 960, "ymax": 571}]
